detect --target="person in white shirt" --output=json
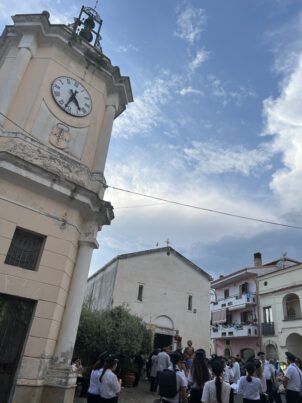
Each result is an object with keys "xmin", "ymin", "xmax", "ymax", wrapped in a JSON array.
[
  {"xmin": 282, "ymin": 352, "xmax": 302, "ymax": 403},
  {"xmin": 160, "ymin": 351, "xmax": 188, "ymax": 403},
  {"xmin": 202, "ymin": 359, "xmax": 231, "ymax": 403},
  {"xmin": 238, "ymin": 361, "xmax": 262, "ymax": 403},
  {"xmin": 258, "ymin": 352, "xmax": 274, "ymax": 403},
  {"xmin": 98, "ymin": 356, "xmax": 121, "ymax": 403},
  {"xmin": 87, "ymin": 360, "xmax": 103, "ymax": 403},
  {"xmin": 157, "ymin": 347, "xmax": 171, "ymax": 372},
  {"xmin": 231, "ymin": 357, "xmax": 241, "ymax": 383},
  {"xmin": 150, "ymin": 349, "xmax": 160, "ymax": 392},
  {"xmin": 254, "ymin": 359, "xmax": 267, "ymax": 403}
]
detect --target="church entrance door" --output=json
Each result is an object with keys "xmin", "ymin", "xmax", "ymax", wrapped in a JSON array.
[
  {"xmin": 153, "ymin": 333, "xmax": 173, "ymax": 349},
  {"xmin": 0, "ymin": 293, "xmax": 36, "ymax": 402}
]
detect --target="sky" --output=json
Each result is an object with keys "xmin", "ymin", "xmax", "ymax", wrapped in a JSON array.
[{"xmin": 1, "ymin": 0, "xmax": 302, "ymax": 279}]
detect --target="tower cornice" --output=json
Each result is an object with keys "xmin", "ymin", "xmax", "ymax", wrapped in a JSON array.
[{"xmin": 0, "ymin": 12, "xmax": 133, "ymax": 117}]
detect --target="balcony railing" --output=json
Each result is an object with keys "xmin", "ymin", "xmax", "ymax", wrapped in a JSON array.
[
  {"xmin": 284, "ymin": 315, "xmax": 302, "ymax": 321},
  {"xmin": 211, "ymin": 292, "xmax": 257, "ymax": 312},
  {"xmin": 211, "ymin": 323, "xmax": 259, "ymax": 339},
  {"xmin": 261, "ymin": 322, "xmax": 275, "ymax": 336}
]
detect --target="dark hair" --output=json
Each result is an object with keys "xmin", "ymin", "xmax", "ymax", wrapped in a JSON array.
[
  {"xmin": 191, "ymin": 349, "xmax": 210, "ymax": 388},
  {"xmin": 245, "ymin": 361, "xmax": 255, "ymax": 383},
  {"xmin": 99, "ymin": 355, "xmax": 118, "ymax": 383},
  {"xmin": 170, "ymin": 352, "xmax": 182, "ymax": 371},
  {"xmin": 211, "ymin": 359, "xmax": 224, "ymax": 403},
  {"xmin": 92, "ymin": 359, "xmax": 103, "ymax": 370}
]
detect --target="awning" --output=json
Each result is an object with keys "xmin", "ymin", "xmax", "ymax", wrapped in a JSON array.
[{"xmin": 212, "ymin": 309, "xmax": 227, "ymax": 324}]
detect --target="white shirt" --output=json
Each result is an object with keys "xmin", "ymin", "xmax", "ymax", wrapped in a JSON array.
[
  {"xmin": 157, "ymin": 351, "xmax": 171, "ymax": 372},
  {"xmin": 202, "ymin": 379, "xmax": 231, "ymax": 403},
  {"xmin": 262, "ymin": 360, "xmax": 274, "ymax": 380},
  {"xmin": 160, "ymin": 367, "xmax": 188, "ymax": 403},
  {"xmin": 223, "ymin": 366, "xmax": 234, "ymax": 383},
  {"xmin": 88, "ymin": 369, "xmax": 101, "ymax": 395},
  {"xmin": 238, "ymin": 376, "xmax": 262, "ymax": 400},
  {"xmin": 285, "ymin": 364, "xmax": 302, "ymax": 392},
  {"xmin": 98, "ymin": 369, "xmax": 121, "ymax": 398},
  {"xmin": 232, "ymin": 362, "xmax": 241, "ymax": 383}
]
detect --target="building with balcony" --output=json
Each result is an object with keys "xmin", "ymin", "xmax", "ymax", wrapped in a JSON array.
[
  {"xmin": 211, "ymin": 253, "xmax": 300, "ymax": 361},
  {"xmin": 258, "ymin": 262, "xmax": 302, "ymax": 361}
]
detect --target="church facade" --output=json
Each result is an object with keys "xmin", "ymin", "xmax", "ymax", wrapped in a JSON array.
[
  {"xmin": 86, "ymin": 247, "xmax": 212, "ymax": 353},
  {"xmin": 0, "ymin": 8, "xmax": 132, "ymax": 403}
]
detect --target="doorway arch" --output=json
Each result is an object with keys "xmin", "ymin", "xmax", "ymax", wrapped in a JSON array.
[
  {"xmin": 286, "ymin": 333, "xmax": 302, "ymax": 359},
  {"xmin": 240, "ymin": 348, "xmax": 254, "ymax": 361}
]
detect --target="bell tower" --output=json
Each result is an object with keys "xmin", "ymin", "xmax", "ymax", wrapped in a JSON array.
[{"xmin": 0, "ymin": 7, "xmax": 132, "ymax": 403}]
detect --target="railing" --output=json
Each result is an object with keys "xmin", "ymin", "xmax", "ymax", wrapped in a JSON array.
[
  {"xmin": 211, "ymin": 292, "xmax": 257, "ymax": 312},
  {"xmin": 261, "ymin": 322, "xmax": 275, "ymax": 336},
  {"xmin": 284, "ymin": 315, "xmax": 302, "ymax": 321},
  {"xmin": 211, "ymin": 323, "xmax": 259, "ymax": 339}
]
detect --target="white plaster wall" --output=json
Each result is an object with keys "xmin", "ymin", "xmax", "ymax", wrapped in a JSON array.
[
  {"xmin": 110, "ymin": 250, "xmax": 211, "ymax": 353},
  {"xmin": 86, "ymin": 262, "xmax": 118, "ymax": 310},
  {"xmin": 258, "ymin": 265, "xmax": 302, "ymax": 361}
]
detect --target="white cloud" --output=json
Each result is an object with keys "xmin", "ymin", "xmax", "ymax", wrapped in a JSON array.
[
  {"xmin": 178, "ymin": 86, "xmax": 203, "ymax": 96},
  {"xmin": 0, "ymin": 0, "xmax": 75, "ymax": 24},
  {"xmin": 183, "ymin": 140, "xmax": 273, "ymax": 176},
  {"xmin": 116, "ymin": 43, "xmax": 138, "ymax": 53},
  {"xmin": 174, "ymin": 6, "xmax": 206, "ymax": 45},
  {"xmin": 189, "ymin": 48, "xmax": 210, "ymax": 72},
  {"xmin": 113, "ymin": 73, "xmax": 180, "ymax": 138},
  {"xmin": 207, "ymin": 74, "xmax": 257, "ymax": 107},
  {"xmin": 263, "ymin": 54, "xmax": 302, "ymax": 211}
]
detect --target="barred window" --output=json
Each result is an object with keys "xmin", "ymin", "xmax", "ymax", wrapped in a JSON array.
[{"xmin": 5, "ymin": 227, "xmax": 45, "ymax": 271}]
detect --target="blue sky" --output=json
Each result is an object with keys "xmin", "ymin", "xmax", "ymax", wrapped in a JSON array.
[{"xmin": 1, "ymin": 0, "xmax": 302, "ymax": 278}]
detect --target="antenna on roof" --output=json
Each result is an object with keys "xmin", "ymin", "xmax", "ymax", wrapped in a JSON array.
[{"xmin": 166, "ymin": 239, "xmax": 171, "ymax": 256}]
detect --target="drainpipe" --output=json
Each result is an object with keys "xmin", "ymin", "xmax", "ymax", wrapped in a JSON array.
[{"xmin": 256, "ymin": 278, "xmax": 262, "ymax": 353}]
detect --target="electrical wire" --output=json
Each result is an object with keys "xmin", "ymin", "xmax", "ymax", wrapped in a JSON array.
[
  {"xmin": 1, "ymin": 110, "xmax": 302, "ymax": 231},
  {"xmin": 105, "ymin": 184, "xmax": 302, "ymax": 230},
  {"xmin": 0, "ymin": 111, "xmax": 36, "ymax": 140}
]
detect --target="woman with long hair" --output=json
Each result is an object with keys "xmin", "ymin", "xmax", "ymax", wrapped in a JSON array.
[
  {"xmin": 238, "ymin": 361, "xmax": 262, "ymax": 403},
  {"xmin": 201, "ymin": 359, "xmax": 231, "ymax": 403},
  {"xmin": 254, "ymin": 359, "xmax": 268, "ymax": 403},
  {"xmin": 87, "ymin": 353, "xmax": 109, "ymax": 403},
  {"xmin": 98, "ymin": 356, "xmax": 121, "ymax": 403},
  {"xmin": 188, "ymin": 349, "xmax": 210, "ymax": 403}
]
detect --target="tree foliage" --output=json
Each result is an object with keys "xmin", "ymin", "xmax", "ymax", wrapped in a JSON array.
[{"xmin": 74, "ymin": 304, "xmax": 152, "ymax": 365}]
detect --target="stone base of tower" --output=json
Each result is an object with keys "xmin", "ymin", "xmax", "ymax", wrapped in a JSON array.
[
  {"xmin": 12, "ymin": 364, "xmax": 77, "ymax": 403},
  {"xmin": 13, "ymin": 385, "xmax": 44, "ymax": 403},
  {"xmin": 12, "ymin": 385, "xmax": 76, "ymax": 403},
  {"xmin": 42, "ymin": 385, "xmax": 76, "ymax": 403}
]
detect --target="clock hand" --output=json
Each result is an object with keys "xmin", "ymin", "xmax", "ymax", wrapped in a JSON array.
[
  {"xmin": 65, "ymin": 90, "xmax": 79, "ymax": 108},
  {"xmin": 65, "ymin": 90, "xmax": 75, "ymax": 108},
  {"xmin": 71, "ymin": 92, "xmax": 81, "ymax": 110}
]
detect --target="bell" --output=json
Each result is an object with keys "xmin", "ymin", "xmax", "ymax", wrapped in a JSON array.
[
  {"xmin": 79, "ymin": 16, "xmax": 95, "ymax": 43},
  {"xmin": 79, "ymin": 28, "xmax": 93, "ymax": 43},
  {"xmin": 83, "ymin": 16, "xmax": 95, "ymax": 30}
]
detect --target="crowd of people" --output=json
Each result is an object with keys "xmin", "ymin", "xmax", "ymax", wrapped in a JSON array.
[
  {"xmin": 145, "ymin": 342, "xmax": 302, "ymax": 403},
  {"xmin": 71, "ymin": 342, "xmax": 302, "ymax": 403}
]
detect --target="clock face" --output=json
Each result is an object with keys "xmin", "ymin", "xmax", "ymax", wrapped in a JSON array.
[{"xmin": 51, "ymin": 76, "xmax": 92, "ymax": 117}]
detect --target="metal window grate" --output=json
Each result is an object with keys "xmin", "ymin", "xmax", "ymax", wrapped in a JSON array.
[{"xmin": 5, "ymin": 228, "xmax": 45, "ymax": 271}]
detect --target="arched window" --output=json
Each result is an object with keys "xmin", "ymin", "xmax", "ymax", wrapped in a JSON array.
[{"xmin": 283, "ymin": 294, "xmax": 302, "ymax": 320}]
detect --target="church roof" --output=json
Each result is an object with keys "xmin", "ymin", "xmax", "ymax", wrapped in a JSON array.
[{"xmin": 88, "ymin": 246, "xmax": 212, "ymax": 282}]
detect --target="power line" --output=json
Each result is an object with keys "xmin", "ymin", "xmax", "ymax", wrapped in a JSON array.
[
  {"xmin": 1, "ymin": 110, "xmax": 301, "ymax": 231},
  {"xmin": 0, "ymin": 111, "xmax": 36, "ymax": 140},
  {"xmin": 105, "ymin": 184, "xmax": 302, "ymax": 230}
]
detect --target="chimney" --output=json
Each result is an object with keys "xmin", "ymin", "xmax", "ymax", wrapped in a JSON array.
[{"xmin": 254, "ymin": 252, "xmax": 262, "ymax": 267}]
